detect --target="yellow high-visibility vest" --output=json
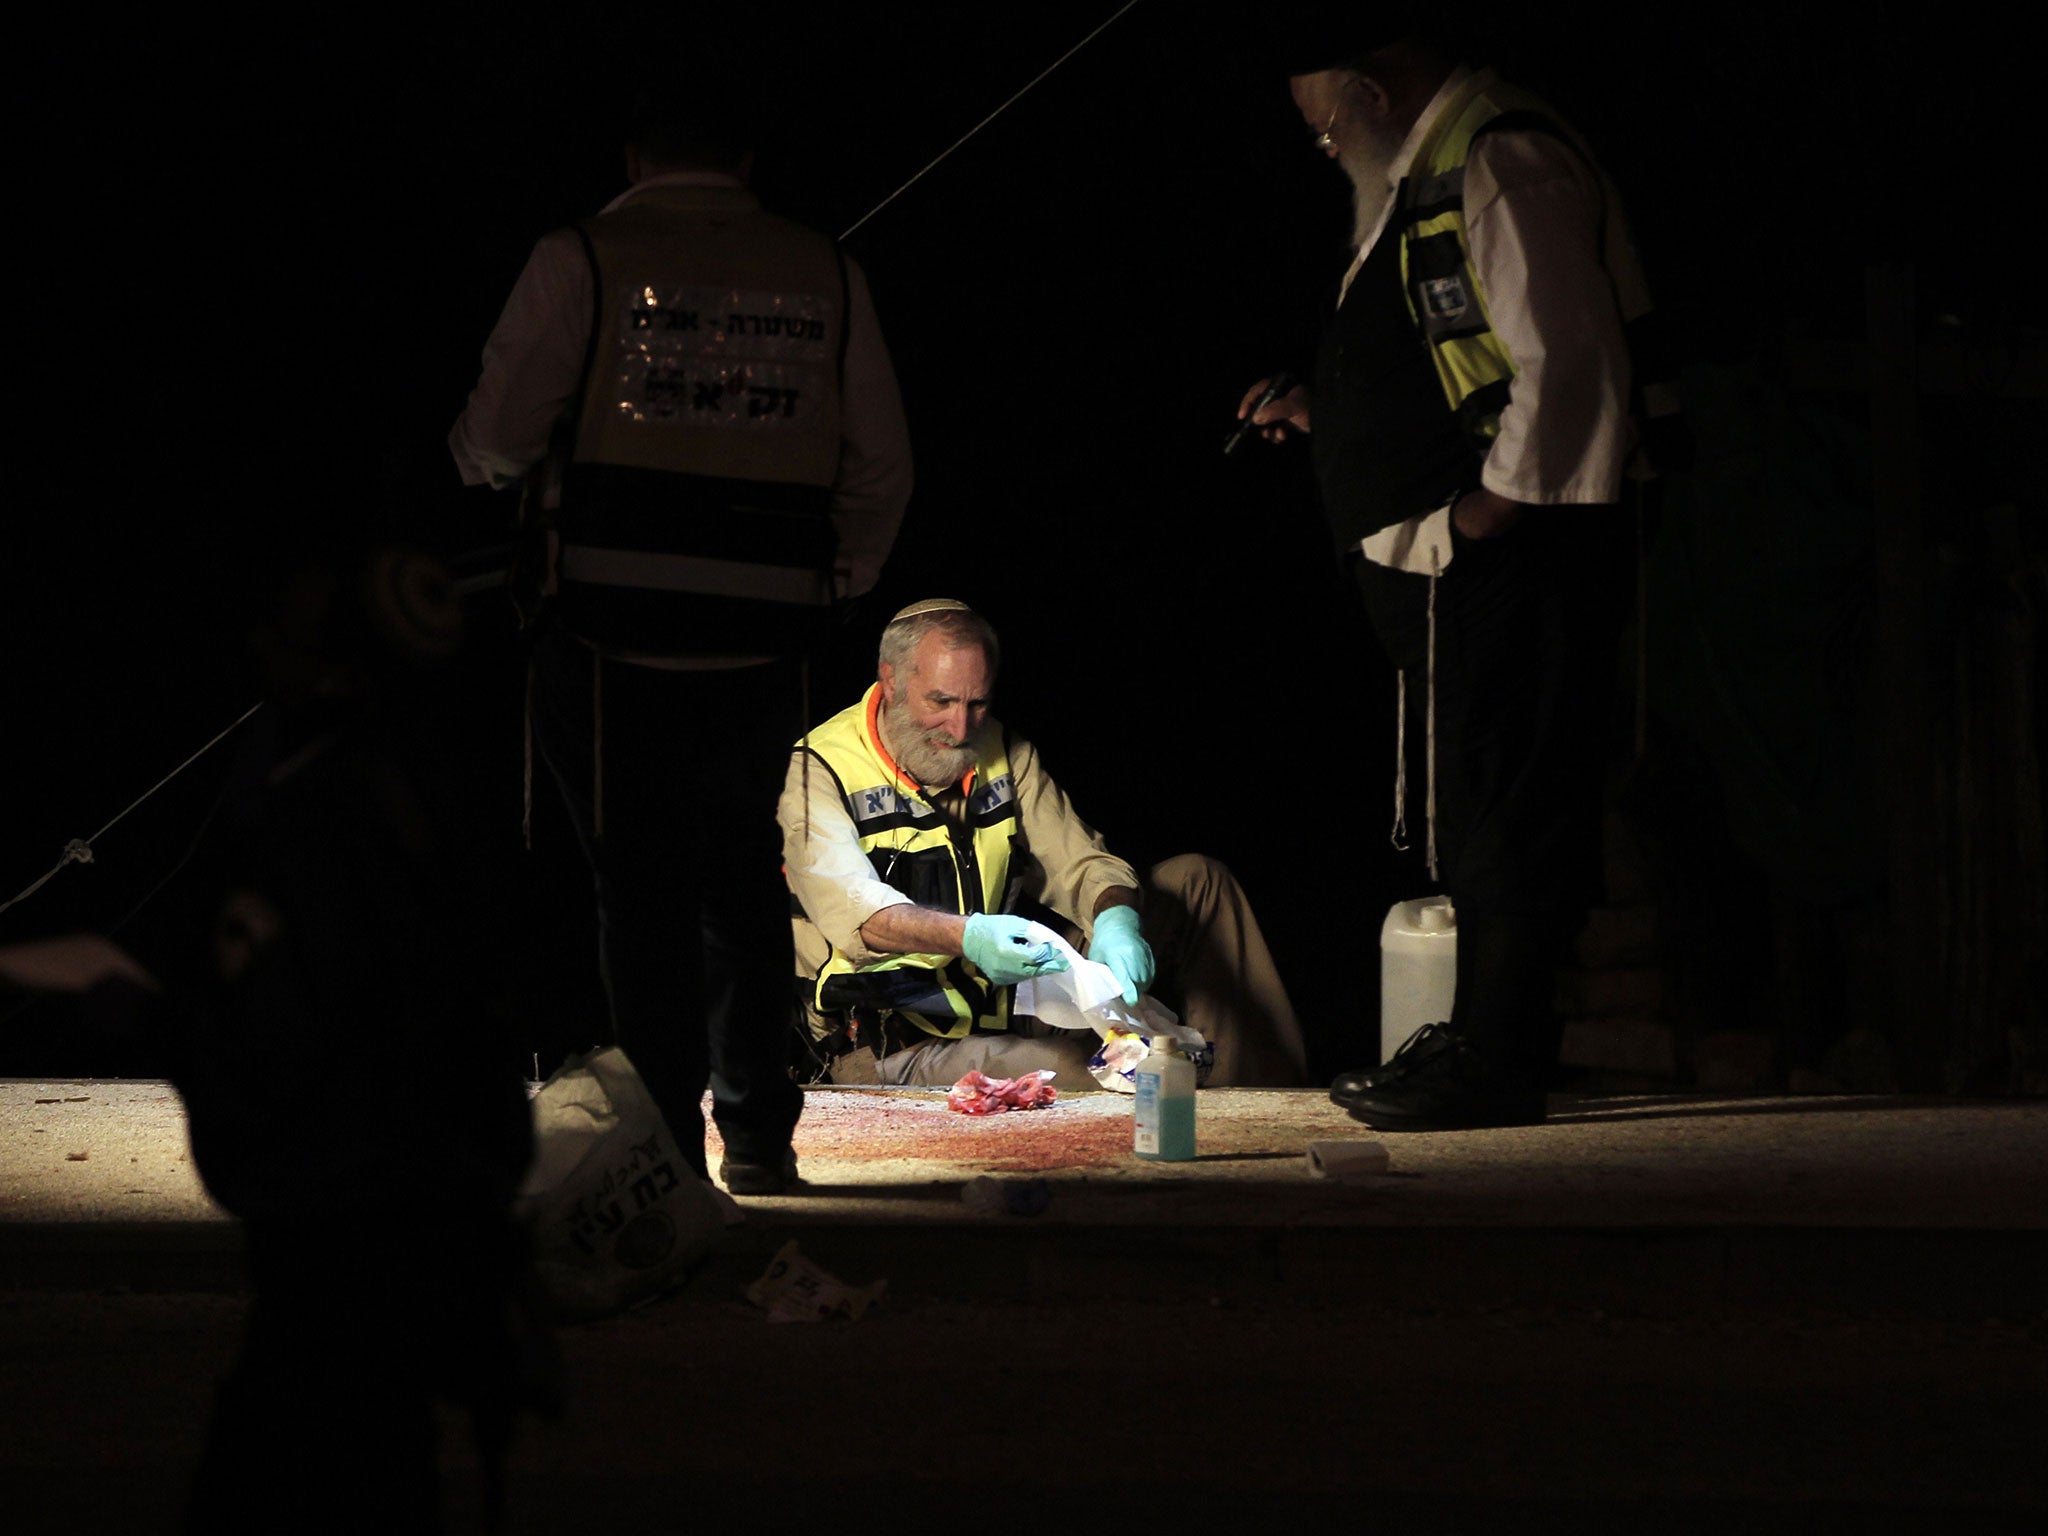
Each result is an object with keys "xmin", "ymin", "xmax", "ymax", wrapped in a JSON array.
[
  {"xmin": 1396, "ymin": 69, "xmax": 1654, "ymax": 451},
  {"xmin": 799, "ymin": 685, "xmax": 1024, "ymax": 1040}
]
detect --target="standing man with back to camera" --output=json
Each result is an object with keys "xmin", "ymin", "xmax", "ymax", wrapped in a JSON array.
[
  {"xmin": 450, "ymin": 85, "xmax": 913, "ymax": 1194},
  {"xmin": 1237, "ymin": 11, "xmax": 1677, "ymax": 1130}
]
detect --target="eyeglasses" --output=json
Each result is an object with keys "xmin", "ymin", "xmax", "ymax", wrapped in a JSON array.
[{"xmin": 1313, "ymin": 105, "xmax": 1338, "ymax": 153}]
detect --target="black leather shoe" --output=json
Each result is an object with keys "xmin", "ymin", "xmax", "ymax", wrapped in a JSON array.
[
  {"xmin": 1328, "ymin": 1022, "xmax": 1459, "ymax": 1107},
  {"xmin": 1328, "ymin": 1066, "xmax": 1386, "ymax": 1106},
  {"xmin": 1344, "ymin": 1027, "xmax": 1546, "ymax": 1132},
  {"xmin": 718, "ymin": 1149, "xmax": 801, "ymax": 1196}
]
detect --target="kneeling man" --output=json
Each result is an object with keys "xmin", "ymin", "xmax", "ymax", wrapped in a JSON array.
[{"xmin": 779, "ymin": 599, "xmax": 1307, "ymax": 1088}]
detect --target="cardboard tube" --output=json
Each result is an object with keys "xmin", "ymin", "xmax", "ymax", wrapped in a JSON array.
[{"xmin": 1306, "ymin": 1140, "xmax": 1392, "ymax": 1181}]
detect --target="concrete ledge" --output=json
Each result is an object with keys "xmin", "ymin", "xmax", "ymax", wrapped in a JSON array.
[
  {"xmin": 7, "ymin": 1083, "xmax": 2046, "ymax": 1319},
  {"xmin": 13, "ymin": 1216, "xmax": 2039, "ymax": 1322},
  {"xmin": 684, "ymin": 1219, "xmax": 2048, "ymax": 1319}
]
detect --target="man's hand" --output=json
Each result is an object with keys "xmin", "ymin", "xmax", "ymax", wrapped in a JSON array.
[
  {"xmin": 961, "ymin": 914, "xmax": 1070, "ymax": 986},
  {"xmin": 1086, "ymin": 905, "xmax": 1154, "ymax": 1006},
  {"xmin": 1452, "ymin": 486, "xmax": 1527, "ymax": 540},
  {"xmin": 0, "ymin": 935, "xmax": 160, "ymax": 995},
  {"xmin": 1236, "ymin": 377, "xmax": 1313, "ymax": 442}
]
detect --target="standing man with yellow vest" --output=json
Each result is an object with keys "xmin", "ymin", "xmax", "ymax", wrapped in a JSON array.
[
  {"xmin": 451, "ymin": 91, "xmax": 912, "ymax": 1193},
  {"xmin": 780, "ymin": 600, "xmax": 1310, "ymax": 1089},
  {"xmin": 1237, "ymin": 15, "xmax": 1665, "ymax": 1130}
]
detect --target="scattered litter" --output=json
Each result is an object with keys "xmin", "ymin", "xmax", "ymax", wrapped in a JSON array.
[
  {"xmin": 947, "ymin": 1069, "xmax": 1058, "ymax": 1114},
  {"xmin": 34, "ymin": 1098, "xmax": 60, "ymax": 1105},
  {"xmin": 65, "ymin": 1152, "xmax": 89, "ymax": 1162},
  {"xmin": 1089, "ymin": 1020, "xmax": 1214, "ymax": 1092},
  {"xmin": 1089, "ymin": 1029, "xmax": 1150, "ymax": 1087},
  {"xmin": 961, "ymin": 1176, "xmax": 1052, "ymax": 1216},
  {"xmin": 744, "ymin": 1239, "xmax": 885, "ymax": 1323},
  {"xmin": 1306, "ymin": 1140, "xmax": 1391, "ymax": 1181}
]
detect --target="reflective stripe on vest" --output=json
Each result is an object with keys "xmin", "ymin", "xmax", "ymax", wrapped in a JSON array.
[{"xmin": 801, "ymin": 685, "xmax": 1022, "ymax": 1041}]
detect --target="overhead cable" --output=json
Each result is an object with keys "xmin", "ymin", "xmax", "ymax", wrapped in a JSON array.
[
  {"xmin": 839, "ymin": 0, "xmax": 1145, "ymax": 242},
  {"xmin": 0, "ymin": 700, "xmax": 265, "ymax": 920},
  {"xmin": 5, "ymin": 0, "xmax": 1147, "ymax": 922}
]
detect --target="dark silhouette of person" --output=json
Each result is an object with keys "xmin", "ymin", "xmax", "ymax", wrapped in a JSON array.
[{"xmin": 3, "ymin": 540, "xmax": 561, "ymax": 1531}]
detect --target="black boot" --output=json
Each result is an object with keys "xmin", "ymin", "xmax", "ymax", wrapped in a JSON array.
[
  {"xmin": 1344, "ymin": 1025, "xmax": 1546, "ymax": 1131},
  {"xmin": 1329, "ymin": 1022, "xmax": 1456, "ymax": 1106}
]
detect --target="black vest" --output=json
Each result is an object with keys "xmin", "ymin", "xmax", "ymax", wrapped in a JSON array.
[{"xmin": 1311, "ymin": 227, "xmax": 1481, "ymax": 551}]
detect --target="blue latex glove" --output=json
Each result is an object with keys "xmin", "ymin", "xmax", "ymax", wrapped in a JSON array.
[
  {"xmin": 961, "ymin": 914, "xmax": 1069, "ymax": 987},
  {"xmin": 1087, "ymin": 904, "xmax": 1155, "ymax": 1006}
]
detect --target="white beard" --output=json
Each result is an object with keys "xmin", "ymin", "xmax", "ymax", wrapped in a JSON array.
[
  {"xmin": 1338, "ymin": 125, "xmax": 1402, "ymax": 249},
  {"xmin": 880, "ymin": 699, "xmax": 976, "ymax": 789}
]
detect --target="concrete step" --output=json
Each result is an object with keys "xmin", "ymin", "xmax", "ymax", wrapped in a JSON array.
[
  {"xmin": 8, "ymin": 1214, "xmax": 2045, "ymax": 1320},
  {"xmin": 6, "ymin": 1083, "xmax": 2046, "ymax": 1320}
]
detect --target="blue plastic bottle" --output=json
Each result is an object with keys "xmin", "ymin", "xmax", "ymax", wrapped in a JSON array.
[{"xmin": 1133, "ymin": 1035, "xmax": 1196, "ymax": 1161}]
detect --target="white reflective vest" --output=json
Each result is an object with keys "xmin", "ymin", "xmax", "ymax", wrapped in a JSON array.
[{"xmin": 554, "ymin": 184, "xmax": 849, "ymax": 657}]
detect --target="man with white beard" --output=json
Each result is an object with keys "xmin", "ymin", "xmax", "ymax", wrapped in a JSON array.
[
  {"xmin": 1237, "ymin": 15, "xmax": 1670, "ymax": 1131},
  {"xmin": 778, "ymin": 599, "xmax": 1309, "ymax": 1090}
]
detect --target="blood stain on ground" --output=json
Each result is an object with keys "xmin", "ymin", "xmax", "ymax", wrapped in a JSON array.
[{"xmin": 710, "ymin": 1090, "xmax": 1134, "ymax": 1170}]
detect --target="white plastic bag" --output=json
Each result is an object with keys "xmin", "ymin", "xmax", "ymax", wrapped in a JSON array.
[
  {"xmin": 514, "ymin": 1046, "xmax": 727, "ymax": 1320},
  {"xmin": 1015, "ymin": 935, "xmax": 1214, "ymax": 1092}
]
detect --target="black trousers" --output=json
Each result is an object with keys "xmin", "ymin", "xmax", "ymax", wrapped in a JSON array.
[
  {"xmin": 529, "ymin": 627, "xmax": 804, "ymax": 1174},
  {"xmin": 1353, "ymin": 506, "xmax": 1632, "ymax": 1081}
]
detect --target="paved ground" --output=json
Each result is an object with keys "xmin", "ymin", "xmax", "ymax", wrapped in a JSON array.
[
  {"xmin": 3, "ymin": 1081, "xmax": 2044, "ymax": 1532},
  {"xmin": 10, "ymin": 1079, "xmax": 2048, "ymax": 1231}
]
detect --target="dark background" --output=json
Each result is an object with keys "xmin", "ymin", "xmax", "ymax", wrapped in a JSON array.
[{"xmin": 3, "ymin": 3, "xmax": 2030, "ymax": 1080}]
